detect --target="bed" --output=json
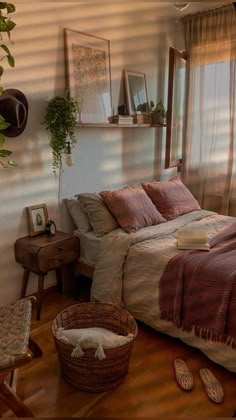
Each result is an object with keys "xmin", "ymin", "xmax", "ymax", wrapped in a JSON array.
[{"xmin": 65, "ymin": 177, "xmax": 236, "ymax": 372}]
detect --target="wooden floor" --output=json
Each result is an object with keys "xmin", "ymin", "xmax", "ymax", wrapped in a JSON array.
[{"xmin": 2, "ymin": 278, "xmax": 236, "ymax": 418}]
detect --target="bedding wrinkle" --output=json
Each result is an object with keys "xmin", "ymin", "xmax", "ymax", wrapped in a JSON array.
[
  {"xmin": 159, "ymin": 222, "xmax": 236, "ymax": 347},
  {"xmin": 91, "ymin": 210, "xmax": 218, "ymax": 307},
  {"xmin": 90, "ymin": 209, "xmax": 236, "ymax": 371}
]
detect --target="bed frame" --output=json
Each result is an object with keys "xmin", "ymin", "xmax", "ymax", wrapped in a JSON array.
[{"xmin": 76, "ymin": 260, "xmax": 94, "ymax": 279}]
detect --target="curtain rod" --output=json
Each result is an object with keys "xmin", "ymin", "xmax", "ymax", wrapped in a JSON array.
[{"xmin": 181, "ymin": 2, "xmax": 233, "ymax": 21}]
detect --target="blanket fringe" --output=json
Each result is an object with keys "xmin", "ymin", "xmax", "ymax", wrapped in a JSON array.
[{"xmin": 160, "ymin": 312, "xmax": 236, "ymax": 349}]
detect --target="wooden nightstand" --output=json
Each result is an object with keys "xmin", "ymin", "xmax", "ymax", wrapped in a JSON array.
[{"xmin": 14, "ymin": 231, "xmax": 80, "ymax": 320}]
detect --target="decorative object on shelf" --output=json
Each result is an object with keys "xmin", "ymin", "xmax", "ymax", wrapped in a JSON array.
[
  {"xmin": 150, "ymin": 99, "xmax": 167, "ymax": 125},
  {"xmin": 0, "ymin": 2, "xmax": 17, "ymax": 168},
  {"xmin": 133, "ymin": 113, "xmax": 152, "ymax": 124},
  {"xmin": 0, "ymin": 88, "xmax": 28, "ymax": 137},
  {"xmin": 64, "ymin": 28, "xmax": 112, "ymax": 124},
  {"xmin": 117, "ymin": 104, "xmax": 128, "ymax": 116},
  {"xmin": 109, "ymin": 114, "xmax": 133, "ymax": 125},
  {"xmin": 27, "ymin": 203, "xmax": 48, "ymax": 237},
  {"xmin": 45, "ymin": 219, "xmax": 57, "ymax": 237},
  {"xmin": 124, "ymin": 70, "xmax": 149, "ymax": 116},
  {"xmin": 42, "ymin": 91, "xmax": 79, "ymax": 174},
  {"xmin": 173, "ymin": 2, "xmax": 190, "ymax": 11}
]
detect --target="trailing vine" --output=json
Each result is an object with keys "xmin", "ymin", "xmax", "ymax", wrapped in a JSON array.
[
  {"xmin": 43, "ymin": 91, "xmax": 79, "ymax": 174},
  {"xmin": 0, "ymin": 1, "xmax": 17, "ymax": 168}
]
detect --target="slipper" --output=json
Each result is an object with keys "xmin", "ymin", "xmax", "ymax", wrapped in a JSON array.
[
  {"xmin": 173, "ymin": 358, "xmax": 194, "ymax": 391},
  {"xmin": 199, "ymin": 368, "xmax": 224, "ymax": 404}
]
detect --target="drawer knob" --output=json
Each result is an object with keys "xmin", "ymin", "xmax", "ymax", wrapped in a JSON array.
[{"xmin": 57, "ymin": 247, "xmax": 64, "ymax": 251}]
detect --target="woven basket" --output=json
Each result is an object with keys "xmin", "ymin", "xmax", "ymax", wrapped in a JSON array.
[{"xmin": 52, "ymin": 302, "xmax": 138, "ymax": 392}]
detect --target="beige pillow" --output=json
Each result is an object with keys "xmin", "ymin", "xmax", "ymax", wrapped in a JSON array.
[
  {"xmin": 77, "ymin": 193, "xmax": 119, "ymax": 237},
  {"xmin": 65, "ymin": 198, "xmax": 92, "ymax": 234}
]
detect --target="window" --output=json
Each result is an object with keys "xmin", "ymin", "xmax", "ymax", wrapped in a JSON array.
[{"xmin": 165, "ymin": 47, "xmax": 186, "ymax": 169}]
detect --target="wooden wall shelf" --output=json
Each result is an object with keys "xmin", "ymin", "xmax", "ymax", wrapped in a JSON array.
[{"xmin": 76, "ymin": 123, "xmax": 166, "ymax": 128}]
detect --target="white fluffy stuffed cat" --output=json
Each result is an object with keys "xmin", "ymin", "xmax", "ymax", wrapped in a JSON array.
[{"xmin": 56, "ymin": 327, "xmax": 134, "ymax": 360}]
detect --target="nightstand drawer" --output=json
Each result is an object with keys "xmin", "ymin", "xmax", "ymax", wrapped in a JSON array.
[{"xmin": 38, "ymin": 238, "xmax": 79, "ymax": 272}]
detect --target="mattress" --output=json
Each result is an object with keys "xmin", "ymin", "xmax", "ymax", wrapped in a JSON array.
[
  {"xmin": 73, "ymin": 229, "xmax": 102, "ymax": 267},
  {"xmin": 91, "ymin": 210, "xmax": 236, "ymax": 372}
]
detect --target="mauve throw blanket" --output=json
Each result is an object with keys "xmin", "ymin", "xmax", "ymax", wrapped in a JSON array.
[{"xmin": 159, "ymin": 222, "xmax": 236, "ymax": 347}]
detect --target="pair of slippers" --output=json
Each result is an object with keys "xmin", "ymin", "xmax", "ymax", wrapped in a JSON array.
[{"xmin": 173, "ymin": 358, "xmax": 224, "ymax": 404}]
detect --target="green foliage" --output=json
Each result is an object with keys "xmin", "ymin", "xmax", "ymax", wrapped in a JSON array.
[
  {"xmin": 0, "ymin": 2, "xmax": 16, "ymax": 79},
  {"xmin": 0, "ymin": 2, "xmax": 16, "ymax": 168},
  {"xmin": 0, "ymin": 128, "xmax": 17, "ymax": 167},
  {"xmin": 150, "ymin": 99, "xmax": 167, "ymax": 119},
  {"xmin": 136, "ymin": 102, "xmax": 149, "ymax": 113},
  {"xmin": 43, "ymin": 91, "xmax": 79, "ymax": 173}
]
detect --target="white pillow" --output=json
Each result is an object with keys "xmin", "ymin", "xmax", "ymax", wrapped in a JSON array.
[
  {"xmin": 65, "ymin": 198, "xmax": 92, "ymax": 234},
  {"xmin": 56, "ymin": 327, "xmax": 134, "ymax": 360}
]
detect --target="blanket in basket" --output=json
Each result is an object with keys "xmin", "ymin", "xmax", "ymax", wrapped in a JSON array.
[{"xmin": 159, "ymin": 221, "xmax": 236, "ymax": 347}]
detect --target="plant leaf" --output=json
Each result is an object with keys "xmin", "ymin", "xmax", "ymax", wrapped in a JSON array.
[
  {"xmin": 0, "ymin": 19, "xmax": 7, "ymax": 31},
  {"xmin": 0, "ymin": 4, "xmax": 7, "ymax": 10},
  {"xmin": 6, "ymin": 4, "xmax": 15, "ymax": 13},
  {"xmin": 0, "ymin": 43, "xmax": 10, "ymax": 54},
  {"xmin": 8, "ymin": 159, "xmax": 17, "ymax": 166},
  {"xmin": 0, "ymin": 149, "xmax": 12, "ymax": 157},
  {"xmin": 7, "ymin": 53, "xmax": 14, "ymax": 67},
  {"xmin": 0, "ymin": 133, "xmax": 5, "ymax": 147},
  {"xmin": 0, "ymin": 119, "xmax": 10, "ymax": 129},
  {"xmin": 5, "ymin": 19, "xmax": 15, "ymax": 31}
]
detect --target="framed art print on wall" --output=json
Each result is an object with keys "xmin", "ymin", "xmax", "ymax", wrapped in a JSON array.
[
  {"xmin": 64, "ymin": 28, "xmax": 112, "ymax": 124},
  {"xmin": 27, "ymin": 203, "xmax": 48, "ymax": 236}
]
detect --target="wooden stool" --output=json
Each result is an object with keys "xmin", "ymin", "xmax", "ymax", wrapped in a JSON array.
[{"xmin": 0, "ymin": 297, "xmax": 42, "ymax": 417}]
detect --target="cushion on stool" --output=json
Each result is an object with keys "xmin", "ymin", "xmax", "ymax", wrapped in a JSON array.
[{"xmin": 0, "ymin": 299, "xmax": 32, "ymax": 368}]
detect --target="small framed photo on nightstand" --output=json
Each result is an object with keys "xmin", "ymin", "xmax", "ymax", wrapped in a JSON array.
[{"xmin": 27, "ymin": 203, "xmax": 48, "ymax": 236}]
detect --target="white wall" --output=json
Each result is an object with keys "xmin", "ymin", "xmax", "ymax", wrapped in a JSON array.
[{"xmin": 0, "ymin": 2, "xmax": 184, "ymax": 305}]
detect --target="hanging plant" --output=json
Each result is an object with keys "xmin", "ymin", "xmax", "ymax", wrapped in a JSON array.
[
  {"xmin": 0, "ymin": 1, "xmax": 17, "ymax": 168},
  {"xmin": 43, "ymin": 91, "xmax": 79, "ymax": 174},
  {"xmin": 0, "ymin": 115, "xmax": 16, "ymax": 167}
]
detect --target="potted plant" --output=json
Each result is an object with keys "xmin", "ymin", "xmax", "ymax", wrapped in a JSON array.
[
  {"xmin": 43, "ymin": 91, "xmax": 79, "ymax": 174},
  {"xmin": 0, "ymin": 1, "xmax": 17, "ymax": 168},
  {"xmin": 150, "ymin": 99, "xmax": 167, "ymax": 125}
]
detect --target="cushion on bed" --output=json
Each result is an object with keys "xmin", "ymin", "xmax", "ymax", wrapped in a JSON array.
[
  {"xmin": 141, "ymin": 176, "xmax": 201, "ymax": 220},
  {"xmin": 76, "ymin": 193, "xmax": 119, "ymax": 237},
  {"xmin": 100, "ymin": 187, "xmax": 166, "ymax": 233},
  {"xmin": 65, "ymin": 198, "xmax": 92, "ymax": 234}
]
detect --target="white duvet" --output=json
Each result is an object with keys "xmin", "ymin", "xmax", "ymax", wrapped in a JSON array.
[{"xmin": 91, "ymin": 210, "xmax": 236, "ymax": 372}]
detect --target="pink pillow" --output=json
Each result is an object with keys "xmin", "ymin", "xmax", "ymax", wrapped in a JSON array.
[
  {"xmin": 100, "ymin": 187, "xmax": 166, "ymax": 233},
  {"xmin": 141, "ymin": 176, "xmax": 201, "ymax": 220}
]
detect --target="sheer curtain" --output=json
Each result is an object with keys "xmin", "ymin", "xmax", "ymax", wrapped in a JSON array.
[{"xmin": 182, "ymin": 4, "xmax": 236, "ymax": 215}]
